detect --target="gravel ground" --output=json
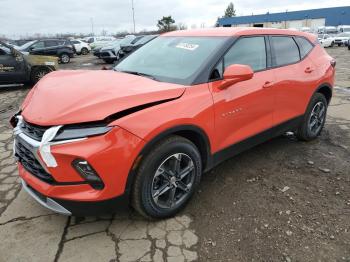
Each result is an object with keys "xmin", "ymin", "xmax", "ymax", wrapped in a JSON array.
[{"xmin": 0, "ymin": 46, "xmax": 349, "ymax": 262}]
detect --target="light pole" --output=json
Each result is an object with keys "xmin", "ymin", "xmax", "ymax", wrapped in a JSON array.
[
  {"xmin": 90, "ymin": 17, "xmax": 94, "ymax": 36},
  {"xmin": 131, "ymin": 0, "xmax": 136, "ymax": 33}
]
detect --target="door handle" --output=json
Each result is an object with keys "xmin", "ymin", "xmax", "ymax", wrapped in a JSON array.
[
  {"xmin": 262, "ymin": 81, "xmax": 274, "ymax": 88},
  {"xmin": 304, "ymin": 67, "xmax": 314, "ymax": 73}
]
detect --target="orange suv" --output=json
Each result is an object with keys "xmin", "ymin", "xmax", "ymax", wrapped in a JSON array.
[{"xmin": 11, "ymin": 28, "xmax": 335, "ymax": 218}]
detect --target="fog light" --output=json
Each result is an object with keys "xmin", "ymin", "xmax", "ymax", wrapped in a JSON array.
[{"xmin": 72, "ymin": 159, "xmax": 104, "ymax": 190}]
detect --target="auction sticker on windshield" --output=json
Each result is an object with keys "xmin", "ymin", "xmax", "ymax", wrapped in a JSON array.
[{"xmin": 175, "ymin": 43, "xmax": 199, "ymax": 51}]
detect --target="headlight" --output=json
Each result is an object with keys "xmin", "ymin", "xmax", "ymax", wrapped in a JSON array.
[{"xmin": 53, "ymin": 125, "xmax": 112, "ymax": 141}]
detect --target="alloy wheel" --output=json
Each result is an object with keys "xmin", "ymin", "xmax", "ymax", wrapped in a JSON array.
[
  {"xmin": 308, "ymin": 101, "xmax": 326, "ymax": 135},
  {"xmin": 61, "ymin": 54, "xmax": 69, "ymax": 63},
  {"xmin": 151, "ymin": 153, "xmax": 195, "ymax": 209},
  {"xmin": 36, "ymin": 70, "xmax": 47, "ymax": 80}
]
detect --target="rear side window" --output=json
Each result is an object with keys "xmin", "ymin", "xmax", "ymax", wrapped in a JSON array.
[
  {"xmin": 295, "ymin": 37, "xmax": 313, "ymax": 58},
  {"xmin": 45, "ymin": 40, "xmax": 58, "ymax": 47},
  {"xmin": 271, "ymin": 36, "xmax": 300, "ymax": 66},
  {"xmin": 224, "ymin": 37, "xmax": 266, "ymax": 71}
]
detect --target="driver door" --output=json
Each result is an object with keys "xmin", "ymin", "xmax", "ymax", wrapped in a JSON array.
[
  {"xmin": 208, "ymin": 36, "xmax": 275, "ymax": 153},
  {"xmin": 0, "ymin": 45, "xmax": 26, "ymax": 84}
]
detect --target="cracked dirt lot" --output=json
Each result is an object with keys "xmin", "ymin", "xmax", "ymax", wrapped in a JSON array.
[{"xmin": 0, "ymin": 47, "xmax": 349, "ymax": 262}]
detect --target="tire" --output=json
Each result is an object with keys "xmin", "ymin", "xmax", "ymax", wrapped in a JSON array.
[
  {"xmin": 30, "ymin": 67, "xmax": 50, "ymax": 85},
  {"xmin": 296, "ymin": 93, "xmax": 328, "ymax": 141},
  {"xmin": 330, "ymin": 42, "xmax": 334, "ymax": 47},
  {"xmin": 337, "ymin": 43, "xmax": 341, "ymax": 47},
  {"xmin": 81, "ymin": 48, "xmax": 89, "ymax": 55},
  {"xmin": 348, "ymin": 45, "xmax": 350, "ymax": 50},
  {"xmin": 103, "ymin": 59, "xmax": 114, "ymax": 64},
  {"xmin": 131, "ymin": 136, "xmax": 202, "ymax": 219},
  {"xmin": 59, "ymin": 53, "xmax": 70, "ymax": 64}
]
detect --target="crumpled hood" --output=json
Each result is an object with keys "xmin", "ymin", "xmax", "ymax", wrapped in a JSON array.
[{"xmin": 21, "ymin": 70, "xmax": 186, "ymax": 126}]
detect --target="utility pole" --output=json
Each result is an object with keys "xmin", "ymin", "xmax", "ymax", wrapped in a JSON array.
[
  {"xmin": 131, "ymin": 0, "xmax": 136, "ymax": 33},
  {"xmin": 90, "ymin": 17, "xmax": 94, "ymax": 36}
]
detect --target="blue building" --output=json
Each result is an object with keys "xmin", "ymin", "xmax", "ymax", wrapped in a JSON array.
[{"xmin": 218, "ymin": 6, "xmax": 350, "ymax": 30}]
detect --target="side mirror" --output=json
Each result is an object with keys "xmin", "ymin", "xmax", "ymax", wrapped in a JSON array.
[{"xmin": 219, "ymin": 64, "xmax": 254, "ymax": 89}]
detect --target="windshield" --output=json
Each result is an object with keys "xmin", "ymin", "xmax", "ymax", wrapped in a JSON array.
[
  {"xmin": 115, "ymin": 36, "xmax": 228, "ymax": 85},
  {"xmin": 119, "ymin": 36, "xmax": 136, "ymax": 46},
  {"xmin": 18, "ymin": 40, "xmax": 36, "ymax": 50}
]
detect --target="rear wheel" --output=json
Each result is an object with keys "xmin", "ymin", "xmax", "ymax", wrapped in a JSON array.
[
  {"xmin": 81, "ymin": 48, "xmax": 89, "ymax": 55},
  {"xmin": 59, "ymin": 53, "xmax": 70, "ymax": 64},
  {"xmin": 131, "ymin": 136, "xmax": 202, "ymax": 219},
  {"xmin": 330, "ymin": 41, "xmax": 334, "ymax": 47},
  {"xmin": 296, "ymin": 93, "xmax": 328, "ymax": 141},
  {"xmin": 30, "ymin": 67, "xmax": 50, "ymax": 84}
]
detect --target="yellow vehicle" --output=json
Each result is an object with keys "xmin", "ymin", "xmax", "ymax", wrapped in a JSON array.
[{"xmin": 0, "ymin": 41, "xmax": 58, "ymax": 86}]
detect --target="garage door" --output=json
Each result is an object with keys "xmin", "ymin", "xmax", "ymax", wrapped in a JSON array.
[
  {"xmin": 288, "ymin": 20, "xmax": 303, "ymax": 29},
  {"xmin": 310, "ymin": 18, "xmax": 325, "ymax": 29}
]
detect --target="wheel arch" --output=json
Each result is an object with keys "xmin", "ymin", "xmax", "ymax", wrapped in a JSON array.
[
  {"xmin": 124, "ymin": 125, "xmax": 212, "ymax": 195},
  {"xmin": 315, "ymin": 83, "xmax": 333, "ymax": 105}
]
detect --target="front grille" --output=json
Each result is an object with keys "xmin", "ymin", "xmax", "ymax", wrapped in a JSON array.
[
  {"xmin": 15, "ymin": 136, "xmax": 55, "ymax": 184},
  {"xmin": 20, "ymin": 120, "xmax": 48, "ymax": 141}
]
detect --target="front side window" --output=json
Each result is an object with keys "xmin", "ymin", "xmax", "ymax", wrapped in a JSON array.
[
  {"xmin": 224, "ymin": 37, "xmax": 267, "ymax": 71},
  {"xmin": 295, "ymin": 37, "xmax": 313, "ymax": 58},
  {"xmin": 31, "ymin": 41, "xmax": 45, "ymax": 49},
  {"xmin": 115, "ymin": 36, "xmax": 228, "ymax": 85},
  {"xmin": 271, "ymin": 36, "xmax": 300, "ymax": 66}
]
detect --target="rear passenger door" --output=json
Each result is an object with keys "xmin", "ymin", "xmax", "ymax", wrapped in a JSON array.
[
  {"xmin": 44, "ymin": 40, "xmax": 59, "ymax": 55},
  {"xmin": 269, "ymin": 36, "xmax": 316, "ymax": 125}
]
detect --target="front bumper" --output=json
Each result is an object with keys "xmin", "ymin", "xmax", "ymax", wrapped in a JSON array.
[
  {"xmin": 21, "ymin": 178, "xmax": 129, "ymax": 216},
  {"xmin": 21, "ymin": 178, "xmax": 72, "ymax": 215},
  {"xmin": 100, "ymin": 50, "xmax": 117, "ymax": 59},
  {"xmin": 334, "ymin": 39, "xmax": 347, "ymax": 45},
  {"xmin": 14, "ymin": 122, "xmax": 145, "ymax": 215}
]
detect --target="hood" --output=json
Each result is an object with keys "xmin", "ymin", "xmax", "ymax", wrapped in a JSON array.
[
  {"xmin": 21, "ymin": 70, "xmax": 186, "ymax": 126},
  {"xmin": 24, "ymin": 55, "xmax": 58, "ymax": 69},
  {"xmin": 101, "ymin": 43, "xmax": 120, "ymax": 51}
]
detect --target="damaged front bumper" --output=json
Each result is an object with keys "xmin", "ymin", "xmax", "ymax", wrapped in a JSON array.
[{"xmin": 12, "ymin": 116, "xmax": 146, "ymax": 215}]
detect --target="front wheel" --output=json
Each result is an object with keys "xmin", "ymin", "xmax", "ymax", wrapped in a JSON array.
[
  {"xmin": 30, "ymin": 67, "xmax": 50, "ymax": 84},
  {"xmin": 103, "ymin": 58, "xmax": 114, "ymax": 64},
  {"xmin": 296, "ymin": 93, "xmax": 328, "ymax": 141},
  {"xmin": 59, "ymin": 53, "xmax": 70, "ymax": 64},
  {"xmin": 81, "ymin": 48, "xmax": 89, "ymax": 55},
  {"xmin": 131, "ymin": 136, "xmax": 202, "ymax": 219}
]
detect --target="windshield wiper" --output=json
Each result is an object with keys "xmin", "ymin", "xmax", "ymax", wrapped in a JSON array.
[{"xmin": 118, "ymin": 70, "xmax": 158, "ymax": 81}]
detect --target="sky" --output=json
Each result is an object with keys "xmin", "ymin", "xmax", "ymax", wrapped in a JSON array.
[{"xmin": 0, "ymin": 0, "xmax": 349, "ymax": 38}]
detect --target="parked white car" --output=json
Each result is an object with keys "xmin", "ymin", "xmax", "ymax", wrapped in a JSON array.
[
  {"xmin": 337, "ymin": 25, "xmax": 350, "ymax": 33},
  {"xmin": 84, "ymin": 36, "xmax": 115, "ymax": 50},
  {"xmin": 71, "ymin": 39, "xmax": 91, "ymax": 55},
  {"xmin": 97, "ymin": 35, "xmax": 136, "ymax": 63},
  {"xmin": 318, "ymin": 34, "xmax": 335, "ymax": 48},
  {"xmin": 333, "ymin": 32, "xmax": 350, "ymax": 46}
]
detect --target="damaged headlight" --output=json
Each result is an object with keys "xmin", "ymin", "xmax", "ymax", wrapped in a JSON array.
[{"xmin": 53, "ymin": 125, "xmax": 112, "ymax": 141}]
